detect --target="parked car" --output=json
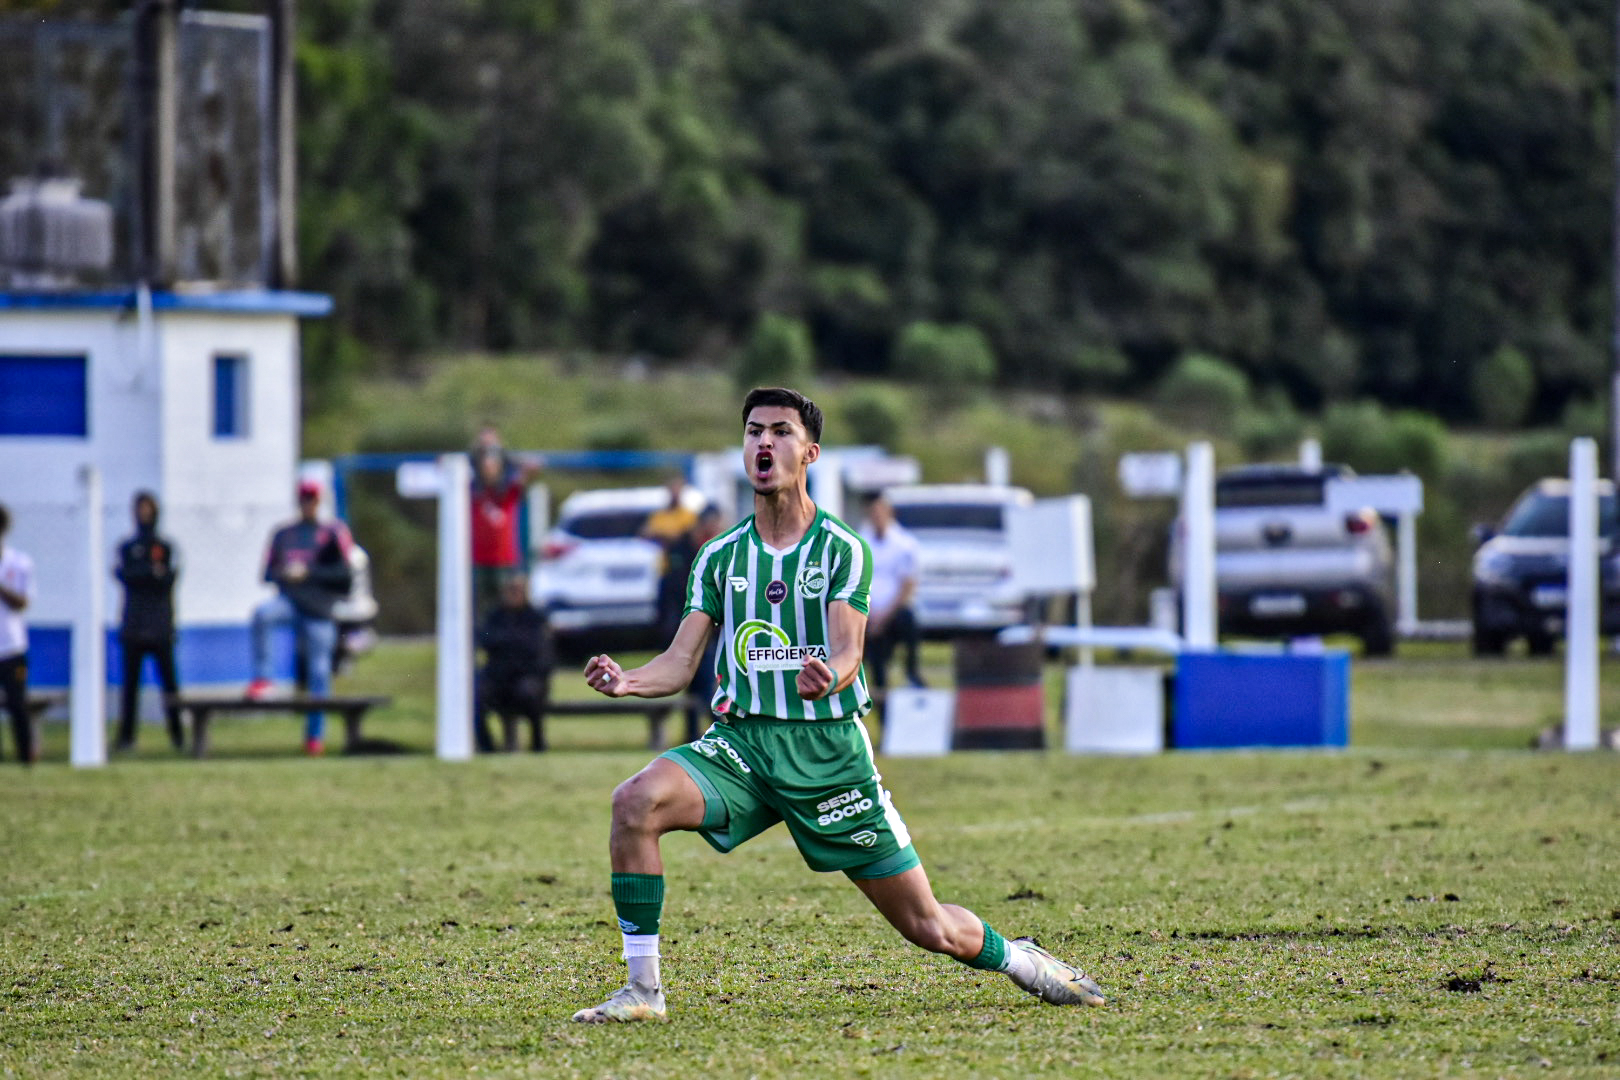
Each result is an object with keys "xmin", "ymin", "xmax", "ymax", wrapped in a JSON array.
[
  {"xmin": 883, "ymin": 484, "xmax": 1034, "ymax": 636},
  {"xmin": 1171, "ymin": 464, "xmax": 1397, "ymax": 655},
  {"xmin": 1470, "ymin": 478, "xmax": 1620, "ymax": 655},
  {"xmin": 529, "ymin": 485, "xmax": 704, "ymax": 649}
]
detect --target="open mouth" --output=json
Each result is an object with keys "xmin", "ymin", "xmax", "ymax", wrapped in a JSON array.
[{"xmin": 754, "ymin": 452, "xmax": 774, "ymax": 481}]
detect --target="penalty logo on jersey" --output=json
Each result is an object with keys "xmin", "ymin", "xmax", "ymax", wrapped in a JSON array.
[{"xmin": 732, "ymin": 619, "xmax": 828, "ymax": 673}]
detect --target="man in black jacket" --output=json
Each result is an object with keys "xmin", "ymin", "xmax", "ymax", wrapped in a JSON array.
[
  {"xmin": 473, "ymin": 572, "xmax": 550, "ymax": 751},
  {"xmin": 114, "ymin": 491, "xmax": 184, "ymax": 751},
  {"xmin": 246, "ymin": 480, "xmax": 355, "ymax": 755}
]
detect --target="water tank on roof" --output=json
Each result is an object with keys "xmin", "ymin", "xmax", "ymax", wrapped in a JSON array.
[{"xmin": 0, "ymin": 174, "xmax": 114, "ymax": 288}]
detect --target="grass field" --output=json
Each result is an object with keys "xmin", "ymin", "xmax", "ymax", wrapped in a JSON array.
[{"xmin": 5, "ymin": 641, "xmax": 1619, "ymax": 1077}]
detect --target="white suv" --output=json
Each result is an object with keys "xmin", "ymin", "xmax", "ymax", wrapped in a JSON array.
[
  {"xmin": 883, "ymin": 484, "xmax": 1034, "ymax": 634},
  {"xmin": 530, "ymin": 485, "xmax": 705, "ymax": 647}
]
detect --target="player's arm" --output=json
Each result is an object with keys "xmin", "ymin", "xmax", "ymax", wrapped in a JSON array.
[
  {"xmin": 797, "ymin": 600, "xmax": 866, "ymax": 701},
  {"xmin": 584, "ymin": 611, "xmax": 715, "ymax": 699}
]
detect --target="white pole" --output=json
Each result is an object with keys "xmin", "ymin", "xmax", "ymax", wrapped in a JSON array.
[
  {"xmin": 1563, "ymin": 438, "xmax": 1600, "ymax": 750},
  {"xmin": 1076, "ymin": 590, "xmax": 1094, "ymax": 668},
  {"xmin": 1182, "ymin": 442, "xmax": 1217, "ymax": 650},
  {"xmin": 71, "ymin": 465, "xmax": 106, "ymax": 768},
  {"xmin": 1396, "ymin": 510, "xmax": 1419, "ymax": 636},
  {"xmin": 435, "ymin": 453, "xmax": 474, "ymax": 761},
  {"xmin": 985, "ymin": 446, "xmax": 1011, "ymax": 487}
]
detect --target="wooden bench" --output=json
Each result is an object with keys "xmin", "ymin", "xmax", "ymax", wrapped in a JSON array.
[
  {"xmin": 26, "ymin": 692, "xmax": 66, "ymax": 719},
  {"xmin": 530, "ymin": 692, "xmax": 891, "ymax": 751},
  {"xmin": 168, "ymin": 694, "xmax": 393, "ymax": 758},
  {"xmin": 535, "ymin": 698, "xmax": 708, "ymax": 751}
]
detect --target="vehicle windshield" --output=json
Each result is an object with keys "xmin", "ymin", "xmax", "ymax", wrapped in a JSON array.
[
  {"xmin": 893, "ymin": 504, "xmax": 1005, "ymax": 531},
  {"xmin": 1500, "ymin": 493, "xmax": 1619, "ymax": 538},
  {"xmin": 1215, "ymin": 476, "xmax": 1325, "ymax": 509},
  {"xmin": 563, "ymin": 510, "xmax": 652, "ymax": 540}
]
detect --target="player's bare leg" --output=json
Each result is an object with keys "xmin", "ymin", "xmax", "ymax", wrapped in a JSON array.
[
  {"xmin": 854, "ymin": 866, "xmax": 1105, "ymax": 1006},
  {"xmin": 572, "ymin": 759, "xmax": 706, "ymax": 1023}
]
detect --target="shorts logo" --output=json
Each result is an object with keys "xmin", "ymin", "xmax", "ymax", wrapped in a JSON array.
[
  {"xmin": 693, "ymin": 733, "xmax": 752, "ymax": 774},
  {"xmin": 729, "ymin": 576, "xmax": 749, "ymax": 592},
  {"xmin": 816, "ymin": 787, "xmax": 874, "ymax": 827},
  {"xmin": 797, "ymin": 564, "xmax": 828, "ymax": 599},
  {"xmin": 851, "ymin": 830, "xmax": 878, "ymax": 848},
  {"xmin": 765, "ymin": 580, "xmax": 787, "ymax": 604},
  {"xmin": 732, "ymin": 619, "xmax": 828, "ymax": 673}
]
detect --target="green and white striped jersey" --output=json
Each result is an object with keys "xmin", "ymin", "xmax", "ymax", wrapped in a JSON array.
[{"xmin": 684, "ymin": 506, "xmax": 874, "ymax": 721}]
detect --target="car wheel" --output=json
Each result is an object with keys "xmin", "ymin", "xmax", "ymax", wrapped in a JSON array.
[
  {"xmin": 1471, "ymin": 625, "xmax": 1507, "ymax": 657},
  {"xmin": 1526, "ymin": 630, "xmax": 1556, "ymax": 657},
  {"xmin": 1361, "ymin": 613, "xmax": 1395, "ymax": 658}
]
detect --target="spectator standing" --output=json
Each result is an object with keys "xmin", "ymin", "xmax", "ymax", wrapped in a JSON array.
[
  {"xmin": 860, "ymin": 494, "xmax": 926, "ymax": 693},
  {"xmin": 114, "ymin": 491, "xmax": 184, "ymax": 752},
  {"xmin": 473, "ymin": 572, "xmax": 552, "ymax": 752},
  {"xmin": 246, "ymin": 480, "xmax": 355, "ymax": 756},
  {"xmin": 641, "ymin": 474, "xmax": 698, "ymax": 643},
  {"xmin": 0, "ymin": 504, "xmax": 37, "ymax": 764},
  {"xmin": 673, "ymin": 505, "xmax": 723, "ymax": 742},
  {"xmin": 471, "ymin": 447, "xmax": 540, "ymax": 616}
]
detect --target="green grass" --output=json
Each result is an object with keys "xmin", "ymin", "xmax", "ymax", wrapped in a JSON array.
[{"xmin": 6, "ymin": 642, "xmax": 1620, "ymax": 1077}]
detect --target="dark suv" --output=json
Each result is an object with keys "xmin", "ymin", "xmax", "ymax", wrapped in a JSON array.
[{"xmin": 1470, "ymin": 478, "xmax": 1620, "ymax": 655}]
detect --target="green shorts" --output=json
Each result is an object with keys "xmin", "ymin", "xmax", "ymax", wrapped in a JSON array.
[{"xmin": 661, "ymin": 718, "xmax": 919, "ymax": 879}]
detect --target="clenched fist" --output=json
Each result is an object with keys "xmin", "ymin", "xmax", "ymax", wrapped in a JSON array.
[{"xmin": 583, "ymin": 655, "xmax": 630, "ymax": 697}]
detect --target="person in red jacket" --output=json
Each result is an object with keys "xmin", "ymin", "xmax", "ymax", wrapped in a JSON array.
[{"xmin": 471, "ymin": 446, "xmax": 541, "ymax": 615}]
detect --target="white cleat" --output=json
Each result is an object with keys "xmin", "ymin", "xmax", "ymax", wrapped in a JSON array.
[
  {"xmin": 570, "ymin": 982, "xmax": 668, "ymax": 1023},
  {"xmin": 1010, "ymin": 938, "xmax": 1106, "ymax": 1006}
]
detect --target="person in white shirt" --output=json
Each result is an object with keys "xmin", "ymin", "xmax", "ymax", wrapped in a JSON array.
[
  {"xmin": 0, "ymin": 503, "xmax": 38, "ymax": 764},
  {"xmin": 860, "ymin": 493, "xmax": 926, "ymax": 692}
]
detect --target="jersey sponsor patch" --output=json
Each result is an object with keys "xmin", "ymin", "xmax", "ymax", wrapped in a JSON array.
[
  {"xmin": 731, "ymin": 619, "xmax": 828, "ymax": 672},
  {"xmin": 765, "ymin": 579, "xmax": 787, "ymax": 604}
]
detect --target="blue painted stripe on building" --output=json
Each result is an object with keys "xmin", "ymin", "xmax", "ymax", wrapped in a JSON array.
[
  {"xmin": 0, "ymin": 290, "xmax": 333, "ymax": 317},
  {"xmin": 25, "ymin": 624, "xmax": 298, "ymax": 688}
]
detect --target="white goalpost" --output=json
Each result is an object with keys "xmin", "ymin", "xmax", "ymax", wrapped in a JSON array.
[{"xmin": 434, "ymin": 453, "xmax": 474, "ymax": 761}]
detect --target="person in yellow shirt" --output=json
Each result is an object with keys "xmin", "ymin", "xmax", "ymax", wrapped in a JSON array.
[{"xmin": 642, "ymin": 474, "xmax": 698, "ymax": 642}]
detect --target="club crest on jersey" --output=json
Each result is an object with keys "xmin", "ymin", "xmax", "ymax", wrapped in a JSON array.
[
  {"xmin": 796, "ymin": 564, "xmax": 828, "ymax": 599},
  {"xmin": 765, "ymin": 580, "xmax": 787, "ymax": 604},
  {"xmin": 729, "ymin": 576, "xmax": 749, "ymax": 592},
  {"xmin": 732, "ymin": 619, "xmax": 828, "ymax": 673}
]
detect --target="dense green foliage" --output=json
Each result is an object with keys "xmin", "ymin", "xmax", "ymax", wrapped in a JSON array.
[{"xmin": 293, "ymin": 0, "xmax": 1615, "ymax": 426}]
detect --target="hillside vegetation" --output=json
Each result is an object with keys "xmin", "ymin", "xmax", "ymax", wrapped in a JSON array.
[{"xmin": 311, "ymin": 355, "xmax": 1597, "ymax": 634}]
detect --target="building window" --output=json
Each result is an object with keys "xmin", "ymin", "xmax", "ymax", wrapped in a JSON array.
[
  {"xmin": 212, "ymin": 353, "xmax": 250, "ymax": 438},
  {"xmin": 0, "ymin": 354, "xmax": 88, "ymax": 436}
]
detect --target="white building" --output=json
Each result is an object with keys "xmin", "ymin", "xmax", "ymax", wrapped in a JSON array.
[{"xmin": 0, "ymin": 288, "xmax": 330, "ymax": 687}]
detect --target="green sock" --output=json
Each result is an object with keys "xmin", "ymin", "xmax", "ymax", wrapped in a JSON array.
[
  {"xmin": 961, "ymin": 919, "xmax": 1009, "ymax": 971},
  {"xmin": 611, "ymin": 872, "xmax": 664, "ymax": 937}
]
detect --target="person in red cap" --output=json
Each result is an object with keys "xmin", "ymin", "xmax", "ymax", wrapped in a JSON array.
[{"xmin": 245, "ymin": 480, "xmax": 355, "ymax": 754}]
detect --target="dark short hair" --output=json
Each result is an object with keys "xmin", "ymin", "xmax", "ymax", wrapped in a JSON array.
[
  {"xmin": 742, "ymin": 387, "xmax": 823, "ymax": 443},
  {"xmin": 133, "ymin": 490, "xmax": 158, "ymax": 511}
]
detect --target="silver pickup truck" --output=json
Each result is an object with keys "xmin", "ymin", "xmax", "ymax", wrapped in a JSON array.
[{"xmin": 1172, "ymin": 464, "xmax": 1397, "ymax": 655}]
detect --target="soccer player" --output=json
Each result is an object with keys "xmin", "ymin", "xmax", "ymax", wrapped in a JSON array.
[{"xmin": 572, "ymin": 387, "xmax": 1104, "ymax": 1023}]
